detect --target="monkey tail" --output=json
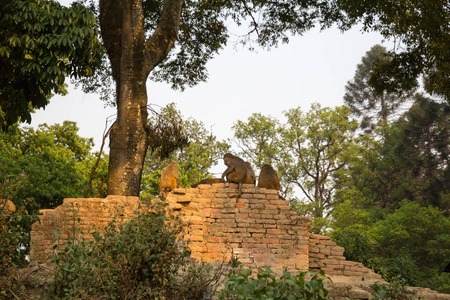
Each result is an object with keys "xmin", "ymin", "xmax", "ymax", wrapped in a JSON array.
[{"xmin": 236, "ymin": 183, "xmax": 242, "ymax": 201}]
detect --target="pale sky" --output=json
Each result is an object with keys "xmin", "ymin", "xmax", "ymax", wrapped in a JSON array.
[{"xmin": 29, "ymin": 10, "xmax": 390, "ymax": 175}]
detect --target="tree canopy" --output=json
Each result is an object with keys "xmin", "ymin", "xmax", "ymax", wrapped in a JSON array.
[
  {"xmin": 323, "ymin": 0, "xmax": 450, "ymax": 101},
  {"xmin": 344, "ymin": 44, "xmax": 413, "ymax": 133},
  {"xmin": 0, "ymin": 0, "xmax": 103, "ymax": 129}
]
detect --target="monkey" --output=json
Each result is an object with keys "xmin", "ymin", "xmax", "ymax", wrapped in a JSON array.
[
  {"xmin": 257, "ymin": 164, "xmax": 281, "ymax": 191},
  {"xmin": 221, "ymin": 153, "xmax": 255, "ymax": 199},
  {"xmin": 1, "ymin": 199, "xmax": 16, "ymax": 214},
  {"xmin": 158, "ymin": 161, "xmax": 180, "ymax": 199},
  {"xmin": 245, "ymin": 162, "xmax": 257, "ymax": 185},
  {"xmin": 191, "ymin": 178, "xmax": 225, "ymax": 188}
]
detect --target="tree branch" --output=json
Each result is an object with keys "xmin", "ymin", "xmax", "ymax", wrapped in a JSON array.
[{"xmin": 145, "ymin": 0, "xmax": 184, "ymax": 71}]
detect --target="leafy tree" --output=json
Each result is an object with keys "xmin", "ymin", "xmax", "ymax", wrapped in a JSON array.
[
  {"xmin": 340, "ymin": 95, "xmax": 449, "ymax": 211},
  {"xmin": 344, "ymin": 44, "xmax": 413, "ymax": 133},
  {"xmin": 323, "ymin": 0, "xmax": 450, "ymax": 101},
  {"xmin": 140, "ymin": 104, "xmax": 229, "ymax": 199},
  {"xmin": 371, "ymin": 201, "xmax": 450, "ymax": 274},
  {"xmin": 0, "ymin": 121, "xmax": 108, "ymax": 266},
  {"xmin": 231, "ymin": 113, "xmax": 292, "ymax": 198},
  {"xmin": 394, "ymin": 95, "xmax": 450, "ymax": 209},
  {"xmin": 0, "ymin": 121, "xmax": 107, "ymax": 209},
  {"xmin": 232, "ymin": 113, "xmax": 282, "ymax": 167},
  {"xmin": 0, "ymin": 0, "xmax": 103, "ymax": 128},
  {"xmin": 282, "ymin": 104, "xmax": 359, "ymax": 233},
  {"xmin": 232, "ymin": 104, "xmax": 360, "ymax": 233},
  {"xmin": 98, "ymin": 0, "xmax": 324, "ymax": 196}
]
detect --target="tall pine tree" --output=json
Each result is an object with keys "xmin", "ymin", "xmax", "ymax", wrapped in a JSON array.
[{"xmin": 344, "ymin": 45, "xmax": 413, "ymax": 133}]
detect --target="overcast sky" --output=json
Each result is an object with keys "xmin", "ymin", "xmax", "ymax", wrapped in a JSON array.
[{"xmin": 29, "ymin": 11, "xmax": 391, "ymax": 174}]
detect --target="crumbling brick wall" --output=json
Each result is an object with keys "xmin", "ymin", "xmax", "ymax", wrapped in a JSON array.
[
  {"xmin": 30, "ymin": 195, "xmax": 146, "ymax": 262},
  {"xmin": 167, "ymin": 183, "xmax": 311, "ymax": 272},
  {"xmin": 30, "ymin": 184, "xmax": 380, "ymax": 280},
  {"xmin": 309, "ymin": 234, "xmax": 382, "ymax": 280}
]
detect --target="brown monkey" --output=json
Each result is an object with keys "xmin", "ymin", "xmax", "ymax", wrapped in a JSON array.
[
  {"xmin": 221, "ymin": 153, "xmax": 255, "ymax": 199},
  {"xmin": 245, "ymin": 162, "xmax": 257, "ymax": 185},
  {"xmin": 191, "ymin": 178, "xmax": 225, "ymax": 188},
  {"xmin": 257, "ymin": 164, "xmax": 281, "ymax": 191},
  {"xmin": 159, "ymin": 161, "xmax": 180, "ymax": 199}
]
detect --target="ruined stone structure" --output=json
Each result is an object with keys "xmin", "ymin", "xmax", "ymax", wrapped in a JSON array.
[
  {"xmin": 29, "ymin": 183, "xmax": 450, "ymax": 299},
  {"xmin": 166, "ymin": 183, "xmax": 310, "ymax": 272},
  {"xmin": 30, "ymin": 196, "xmax": 147, "ymax": 262}
]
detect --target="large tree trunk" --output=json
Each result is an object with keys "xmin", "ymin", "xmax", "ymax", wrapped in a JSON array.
[{"xmin": 100, "ymin": 0, "xmax": 183, "ymax": 196}]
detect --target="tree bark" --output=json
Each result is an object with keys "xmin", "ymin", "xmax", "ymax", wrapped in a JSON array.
[{"xmin": 100, "ymin": 0, "xmax": 183, "ymax": 196}]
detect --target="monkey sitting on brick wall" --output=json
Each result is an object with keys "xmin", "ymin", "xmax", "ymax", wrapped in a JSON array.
[
  {"xmin": 221, "ymin": 153, "xmax": 256, "ymax": 199},
  {"xmin": 159, "ymin": 161, "xmax": 180, "ymax": 199},
  {"xmin": 257, "ymin": 164, "xmax": 281, "ymax": 191}
]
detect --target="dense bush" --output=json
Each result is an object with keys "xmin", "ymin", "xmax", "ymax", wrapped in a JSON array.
[
  {"xmin": 218, "ymin": 266, "xmax": 330, "ymax": 300},
  {"xmin": 331, "ymin": 200, "xmax": 450, "ymax": 293},
  {"xmin": 47, "ymin": 201, "xmax": 225, "ymax": 299}
]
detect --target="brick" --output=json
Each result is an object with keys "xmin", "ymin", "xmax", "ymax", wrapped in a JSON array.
[
  {"xmin": 248, "ymin": 228, "xmax": 265, "ymax": 233},
  {"xmin": 204, "ymin": 252, "xmax": 223, "ymax": 260},
  {"xmin": 233, "ymin": 248, "xmax": 252, "ymax": 254},
  {"xmin": 268, "ymin": 200, "xmax": 288, "ymax": 205},
  {"xmin": 263, "ymin": 224, "xmax": 277, "ymax": 229},
  {"xmin": 236, "ymin": 213, "xmax": 249, "ymax": 219},
  {"xmin": 249, "ymin": 213, "xmax": 262, "ymax": 219},
  {"xmin": 261, "ymin": 238, "xmax": 279, "ymax": 244},
  {"xmin": 261, "ymin": 213, "xmax": 276, "ymax": 219},
  {"xmin": 251, "ymin": 233, "xmax": 264, "ymax": 239},
  {"xmin": 207, "ymin": 237, "xmax": 222, "ymax": 243},
  {"xmin": 266, "ymin": 229, "xmax": 280, "ymax": 235},
  {"xmin": 253, "ymin": 254, "xmax": 272, "ymax": 264},
  {"xmin": 252, "ymin": 247, "xmax": 271, "ymax": 254},
  {"xmin": 203, "ymin": 208, "xmax": 221, "ymax": 214},
  {"xmin": 264, "ymin": 205, "xmax": 279, "ymax": 210},
  {"xmin": 225, "ymin": 237, "xmax": 243, "ymax": 243},
  {"xmin": 256, "ymin": 219, "xmax": 276, "ymax": 224}
]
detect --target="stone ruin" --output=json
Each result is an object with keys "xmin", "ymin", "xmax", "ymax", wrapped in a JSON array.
[{"xmin": 29, "ymin": 183, "xmax": 450, "ymax": 299}]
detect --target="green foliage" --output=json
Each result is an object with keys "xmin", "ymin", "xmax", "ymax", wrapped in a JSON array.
[
  {"xmin": 0, "ymin": 176, "xmax": 38, "ymax": 299},
  {"xmin": 322, "ymin": 0, "xmax": 450, "ymax": 101},
  {"xmin": 0, "ymin": 121, "xmax": 108, "ymax": 209},
  {"xmin": 233, "ymin": 113, "xmax": 282, "ymax": 167},
  {"xmin": 218, "ymin": 266, "xmax": 330, "ymax": 300},
  {"xmin": 231, "ymin": 104, "xmax": 360, "ymax": 233},
  {"xmin": 370, "ymin": 201, "xmax": 450, "ymax": 274},
  {"xmin": 0, "ymin": 0, "xmax": 104, "ymax": 128},
  {"xmin": 48, "ymin": 201, "xmax": 225, "ymax": 299},
  {"xmin": 148, "ymin": 0, "xmax": 323, "ymax": 90},
  {"xmin": 0, "ymin": 121, "xmax": 107, "ymax": 266},
  {"xmin": 0, "ymin": 170, "xmax": 38, "ymax": 268},
  {"xmin": 344, "ymin": 44, "xmax": 414, "ymax": 133},
  {"xmin": 393, "ymin": 96, "xmax": 450, "ymax": 208},
  {"xmin": 141, "ymin": 103, "xmax": 229, "ymax": 198},
  {"xmin": 370, "ymin": 277, "xmax": 409, "ymax": 300},
  {"xmin": 331, "ymin": 199, "xmax": 450, "ymax": 292}
]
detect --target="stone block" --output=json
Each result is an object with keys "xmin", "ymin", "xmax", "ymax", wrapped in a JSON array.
[{"xmin": 348, "ymin": 289, "xmax": 371, "ymax": 299}]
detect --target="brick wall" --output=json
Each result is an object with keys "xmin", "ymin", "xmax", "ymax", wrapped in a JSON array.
[
  {"xmin": 30, "ymin": 195, "xmax": 146, "ymax": 262},
  {"xmin": 30, "ymin": 184, "xmax": 380, "ymax": 280},
  {"xmin": 167, "ymin": 183, "xmax": 311, "ymax": 272},
  {"xmin": 309, "ymin": 234, "xmax": 382, "ymax": 280}
]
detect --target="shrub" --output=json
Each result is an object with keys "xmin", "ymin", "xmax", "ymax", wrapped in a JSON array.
[
  {"xmin": 47, "ymin": 200, "xmax": 225, "ymax": 299},
  {"xmin": 218, "ymin": 266, "xmax": 330, "ymax": 300},
  {"xmin": 371, "ymin": 277, "xmax": 410, "ymax": 300}
]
